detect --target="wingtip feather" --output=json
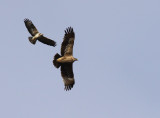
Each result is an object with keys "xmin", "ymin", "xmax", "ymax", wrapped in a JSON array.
[
  {"xmin": 64, "ymin": 27, "xmax": 74, "ymax": 35},
  {"xmin": 64, "ymin": 84, "xmax": 74, "ymax": 91}
]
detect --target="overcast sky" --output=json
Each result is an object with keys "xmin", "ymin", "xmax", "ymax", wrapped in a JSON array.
[{"xmin": 0, "ymin": 0, "xmax": 160, "ymax": 118}]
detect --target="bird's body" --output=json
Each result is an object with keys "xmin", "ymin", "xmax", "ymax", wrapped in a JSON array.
[
  {"xmin": 57, "ymin": 56, "xmax": 77, "ymax": 63},
  {"xmin": 28, "ymin": 32, "xmax": 43, "ymax": 44},
  {"xmin": 53, "ymin": 27, "xmax": 77, "ymax": 91},
  {"xmin": 32, "ymin": 32, "xmax": 43, "ymax": 41},
  {"xmin": 24, "ymin": 18, "xmax": 56, "ymax": 47}
]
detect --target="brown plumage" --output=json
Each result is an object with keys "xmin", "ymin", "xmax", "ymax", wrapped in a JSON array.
[
  {"xmin": 53, "ymin": 27, "xmax": 78, "ymax": 91},
  {"xmin": 24, "ymin": 18, "xmax": 56, "ymax": 47}
]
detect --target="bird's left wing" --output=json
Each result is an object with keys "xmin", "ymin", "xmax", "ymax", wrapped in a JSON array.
[
  {"xmin": 24, "ymin": 18, "xmax": 39, "ymax": 36},
  {"xmin": 61, "ymin": 27, "xmax": 75, "ymax": 56},
  {"xmin": 61, "ymin": 63, "xmax": 75, "ymax": 91},
  {"xmin": 38, "ymin": 36, "xmax": 57, "ymax": 47}
]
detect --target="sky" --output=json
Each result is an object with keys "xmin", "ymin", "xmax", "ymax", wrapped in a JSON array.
[{"xmin": 0, "ymin": 0, "xmax": 160, "ymax": 118}]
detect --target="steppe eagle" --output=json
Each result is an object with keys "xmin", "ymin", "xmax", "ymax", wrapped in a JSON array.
[
  {"xmin": 53, "ymin": 27, "xmax": 78, "ymax": 91},
  {"xmin": 24, "ymin": 18, "xmax": 56, "ymax": 47}
]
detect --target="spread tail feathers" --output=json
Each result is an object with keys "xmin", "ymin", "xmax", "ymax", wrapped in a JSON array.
[
  {"xmin": 53, "ymin": 53, "xmax": 61, "ymax": 68},
  {"xmin": 28, "ymin": 37, "xmax": 37, "ymax": 44}
]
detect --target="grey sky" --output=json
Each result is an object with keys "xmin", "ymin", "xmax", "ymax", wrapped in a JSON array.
[{"xmin": 0, "ymin": 0, "xmax": 160, "ymax": 118}]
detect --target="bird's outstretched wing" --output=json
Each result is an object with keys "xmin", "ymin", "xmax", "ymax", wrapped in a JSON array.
[
  {"xmin": 61, "ymin": 63, "xmax": 75, "ymax": 91},
  {"xmin": 61, "ymin": 27, "xmax": 75, "ymax": 56},
  {"xmin": 24, "ymin": 18, "xmax": 39, "ymax": 36},
  {"xmin": 38, "ymin": 36, "xmax": 57, "ymax": 47}
]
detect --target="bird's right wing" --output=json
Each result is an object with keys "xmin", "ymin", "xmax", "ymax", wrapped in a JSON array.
[
  {"xmin": 38, "ymin": 36, "xmax": 57, "ymax": 47},
  {"xmin": 24, "ymin": 19, "xmax": 39, "ymax": 36},
  {"xmin": 61, "ymin": 63, "xmax": 75, "ymax": 91}
]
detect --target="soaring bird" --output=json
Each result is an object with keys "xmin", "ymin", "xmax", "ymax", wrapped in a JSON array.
[
  {"xmin": 24, "ymin": 18, "xmax": 56, "ymax": 47},
  {"xmin": 53, "ymin": 27, "xmax": 78, "ymax": 91}
]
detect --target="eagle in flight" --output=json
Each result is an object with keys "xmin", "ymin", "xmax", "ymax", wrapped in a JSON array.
[
  {"xmin": 53, "ymin": 27, "xmax": 78, "ymax": 91},
  {"xmin": 24, "ymin": 18, "xmax": 56, "ymax": 47}
]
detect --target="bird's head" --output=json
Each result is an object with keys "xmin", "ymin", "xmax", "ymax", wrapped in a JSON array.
[
  {"xmin": 39, "ymin": 33, "xmax": 43, "ymax": 36},
  {"xmin": 74, "ymin": 58, "xmax": 78, "ymax": 62}
]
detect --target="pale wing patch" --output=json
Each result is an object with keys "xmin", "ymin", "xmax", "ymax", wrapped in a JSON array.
[
  {"xmin": 63, "ymin": 77, "xmax": 74, "ymax": 85},
  {"xmin": 62, "ymin": 77, "xmax": 75, "ymax": 91}
]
